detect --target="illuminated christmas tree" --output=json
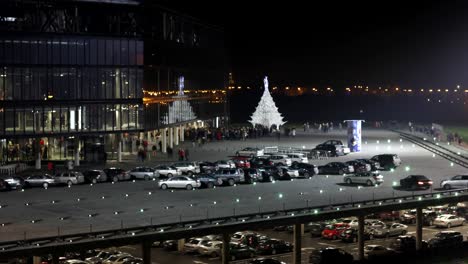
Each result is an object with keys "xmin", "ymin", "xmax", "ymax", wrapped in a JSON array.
[{"xmin": 249, "ymin": 76, "xmax": 286, "ymax": 128}]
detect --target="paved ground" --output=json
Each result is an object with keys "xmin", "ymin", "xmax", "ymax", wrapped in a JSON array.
[{"xmin": 0, "ymin": 128, "xmax": 466, "ymax": 245}]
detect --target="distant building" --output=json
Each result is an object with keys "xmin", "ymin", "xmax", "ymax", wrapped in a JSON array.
[{"xmin": 0, "ymin": 0, "xmax": 227, "ymax": 164}]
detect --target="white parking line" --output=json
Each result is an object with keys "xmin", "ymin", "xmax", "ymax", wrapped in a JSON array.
[
  {"xmin": 423, "ymin": 228, "xmax": 441, "ymax": 232},
  {"xmin": 193, "ymin": 261, "xmax": 209, "ymax": 264}
]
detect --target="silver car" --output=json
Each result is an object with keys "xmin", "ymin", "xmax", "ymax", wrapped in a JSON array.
[
  {"xmin": 441, "ymin": 175, "xmax": 468, "ymax": 190},
  {"xmin": 344, "ymin": 172, "xmax": 383, "ymax": 186},
  {"xmin": 198, "ymin": 240, "xmax": 223, "ymax": 257},
  {"xmin": 158, "ymin": 176, "xmax": 201, "ymax": 190},
  {"xmin": 24, "ymin": 174, "xmax": 57, "ymax": 189},
  {"xmin": 371, "ymin": 223, "xmax": 408, "ymax": 238},
  {"xmin": 55, "ymin": 171, "xmax": 85, "ymax": 186},
  {"xmin": 154, "ymin": 165, "xmax": 179, "ymax": 178},
  {"xmin": 127, "ymin": 167, "xmax": 158, "ymax": 180},
  {"xmin": 1, "ymin": 176, "xmax": 24, "ymax": 189}
]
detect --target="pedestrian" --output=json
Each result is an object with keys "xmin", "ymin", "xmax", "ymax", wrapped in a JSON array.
[
  {"xmin": 185, "ymin": 148, "xmax": 189, "ymax": 161},
  {"xmin": 291, "ymin": 128, "xmax": 296, "ymax": 137},
  {"xmin": 158, "ymin": 140, "xmax": 162, "ymax": 151},
  {"xmin": 152, "ymin": 145, "xmax": 157, "ymax": 157}
]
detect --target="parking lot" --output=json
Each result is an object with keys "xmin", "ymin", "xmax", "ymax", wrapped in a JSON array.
[{"xmin": 1, "ymin": 128, "xmax": 468, "ymax": 263}]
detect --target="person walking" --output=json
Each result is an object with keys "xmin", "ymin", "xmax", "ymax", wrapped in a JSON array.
[{"xmin": 185, "ymin": 148, "xmax": 190, "ymax": 161}]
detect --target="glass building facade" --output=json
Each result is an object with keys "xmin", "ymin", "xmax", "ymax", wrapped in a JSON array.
[{"xmin": 0, "ymin": 35, "xmax": 144, "ymax": 137}]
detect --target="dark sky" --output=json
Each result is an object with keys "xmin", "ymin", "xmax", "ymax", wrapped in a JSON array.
[{"xmin": 163, "ymin": 1, "xmax": 468, "ymax": 88}]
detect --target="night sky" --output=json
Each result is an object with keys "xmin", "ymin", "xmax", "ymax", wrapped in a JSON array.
[{"xmin": 163, "ymin": 1, "xmax": 468, "ymax": 88}]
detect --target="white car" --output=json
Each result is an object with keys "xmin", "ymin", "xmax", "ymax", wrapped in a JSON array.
[
  {"xmin": 434, "ymin": 214, "xmax": 465, "ymax": 228},
  {"xmin": 154, "ymin": 165, "xmax": 179, "ymax": 178},
  {"xmin": 127, "ymin": 167, "xmax": 158, "ymax": 180},
  {"xmin": 236, "ymin": 147, "xmax": 264, "ymax": 157},
  {"xmin": 171, "ymin": 162, "xmax": 200, "ymax": 176},
  {"xmin": 441, "ymin": 175, "xmax": 468, "ymax": 190},
  {"xmin": 183, "ymin": 237, "xmax": 209, "ymax": 253},
  {"xmin": 343, "ymin": 172, "xmax": 383, "ymax": 186},
  {"xmin": 158, "ymin": 176, "xmax": 201, "ymax": 190},
  {"xmin": 287, "ymin": 153, "xmax": 308, "ymax": 163},
  {"xmin": 265, "ymin": 154, "xmax": 292, "ymax": 166},
  {"xmin": 102, "ymin": 254, "xmax": 132, "ymax": 264},
  {"xmin": 198, "ymin": 240, "xmax": 223, "ymax": 257}
]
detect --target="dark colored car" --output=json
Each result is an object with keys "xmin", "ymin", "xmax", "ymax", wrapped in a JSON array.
[
  {"xmin": 250, "ymin": 157, "xmax": 274, "ymax": 168},
  {"xmin": 162, "ymin": 240, "xmax": 177, "ymax": 251},
  {"xmin": 249, "ymin": 258, "xmax": 285, "ymax": 264},
  {"xmin": 340, "ymin": 228, "xmax": 371, "ymax": 243},
  {"xmin": 103, "ymin": 167, "xmax": 129, "ymax": 182},
  {"xmin": 400, "ymin": 175, "xmax": 433, "ymax": 190},
  {"xmin": 309, "ymin": 247, "xmax": 353, "ymax": 264},
  {"xmin": 389, "ymin": 235, "xmax": 428, "ymax": 252},
  {"xmin": 0, "ymin": 179, "xmax": 10, "ymax": 191},
  {"xmin": 256, "ymin": 239, "xmax": 293, "ymax": 255},
  {"xmin": 83, "ymin": 170, "xmax": 107, "ymax": 184},
  {"xmin": 371, "ymin": 154, "xmax": 401, "ymax": 170},
  {"xmin": 399, "ymin": 210, "xmax": 437, "ymax": 225},
  {"xmin": 290, "ymin": 162, "xmax": 319, "ymax": 177},
  {"xmin": 194, "ymin": 174, "xmax": 223, "ymax": 188},
  {"xmin": 355, "ymin": 158, "xmax": 381, "ymax": 171},
  {"xmin": 428, "ymin": 231, "xmax": 463, "ymax": 248},
  {"xmin": 199, "ymin": 161, "xmax": 217, "ymax": 174},
  {"xmin": 244, "ymin": 168, "xmax": 262, "ymax": 183},
  {"xmin": 314, "ymin": 144, "xmax": 342, "ymax": 157},
  {"xmin": 229, "ymin": 242, "xmax": 257, "ymax": 261},
  {"xmin": 258, "ymin": 166, "xmax": 282, "ymax": 182},
  {"xmin": 318, "ymin": 162, "xmax": 354, "ymax": 175}
]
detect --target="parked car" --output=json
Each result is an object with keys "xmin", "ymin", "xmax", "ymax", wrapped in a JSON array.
[
  {"xmin": 212, "ymin": 168, "xmax": 245, "ymax": 185},
  {"xmin": 428, "ymin": 231, "xmax": 463, "ymax": 248},
  {"xmin": 364, "ymin": 245, "xmax": 396, "ymax": 258},
  {"xmin": 236, "ymin": 147, "xmax": 264, "ymax": 157},
  {"xmin": 371, "ymin": 154, "xmax": 401, "ymax": 170},
  {"xmin": 154, "ymin": 165, "xmax": 179, "ymax": 178},
  {"xmin": 256, "ymin": 239, "xmax": 293, "ymax": 255},
  {"xmin": 23, "ymin": 174, "xmax": 57, "ymax": 189},
  {"xmin": 83, "ymin": 170, "xmax": 108, "ymax": 184},
  {"xmin": 434, "ymin": 214, "xmax": 465, "ymax": 228},
  {"xmin": 1, "ymin": 176, "xmax": 24, "ymax": 189},
  {"xmin": 400, "ymin": 209, "xmax": 437, "ymax": 225},
  {"xmin": 171, "ymin": 162, "xmax": 200, "ymax": 176},
  {"xmin": 400, "ymin": 175, "xmax": 433, "ymax": 190},
  {"xmin": 162, "ymin": 240, "xmax": 177, "ymax": 251},
  {"xmin": 389, "ymin": 235, "xmax": 428, "ymax": 252},
  {"xmin": 440, "ymin": 175, "xmax": 468, "ymax": 190},
  {"xmin": 321, "ymin": 223, "xmax": 348, "ymax": 240},
  {"xmin": 229, "ymin": 242, "xmax": 256, "ymax": 260},
  {"xmin": 55, "ymin": 171, "xmax": 85, "ymax": 186},
  {"xmin": 103, "ymin": 168, "xmax": 131, "ymax": 182},
  {"xmin": 277, "ymin": 166, "xmax": 299, "ymax": 180},
  {"xmin": 340, "ymin": 228, "xmax": 371, "ymax": 242},
  {"xmin": 127, "ymin": 167, "xmax": 158, "ymax": 180},
  {"xmin": 231, "ymin": 156, "xmax": 251, "ymax": 168},
  {"xmin": 265, "ymin": 154, "xmax": 292, "ymax": 166},
  {"xmin": 215, "ymin": 160, "xmax": 236, "ymax": 169},
  {"xmin": 287, "ymin": 153, "xmax": 308, "ymax": 164},
  {"xmin": 183, "ymin": 237, "xmax": 210, "ymax": 253},
  {"xmin": 158, "ymin": 176, "xmax": 201, "ymax": 190},
  {"xmin": 249, "ymin": 258, "xmax": 285, "ymax": 264},
  {"xmin": 370, "ymin": 223, "xmax": 408, "ymax": 238},
  {"xmin": 318, "ymin": 162, "xmax": 354, "ymax": 175},
  {"xmin": 0, "ymin": 179, "xmax": 10, "ymax": 191},
  {"xmin": 343, "ymin": 172, "xmax": 383, "ymax": 186},
  {"xmin": 193, "ymin": 174, "xmax": 223, "ymax": 188},
  {"xmin": 355, "ymin": 158, "xmax": 381, "ymax": 171},
  {"xmin": 314, "ymin": 140, "xmax": 350, "ymax": 156},
  {"xmin": 198, "ymin": 240, "xmax": 223, "ymax": 257},
  {"xmin": 290, "ymin": 162, "xmax": 319, "ymax": 177},
  {"xmin": 198, "ymin": 161, "xmax": 217, "ymax": 174},
  {"xmin": 309, "ymin": 247, "xmax": 353, "ymax": 264},
  {"xmin": 345, "ymin": 160, "xmax": 371, "ymax": 173},
  {"xmin": 250, "ymin": 157, "xmax": 274, "ymax": 168},
  {"xmin": 244, "ymin": 168, "xmax": 262, "ymax": 183},
  {"xmin": 379, "ymin": 211, "xmax": 401, "ymax": 221}
]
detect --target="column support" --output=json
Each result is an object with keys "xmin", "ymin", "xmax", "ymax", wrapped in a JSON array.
[
  {"xmin": 293, "ymin": 223, "xmax": 303, "ymax": 264},
  {"xmin": 169, "ymin": 127, "xmax": 174, "ymax": 149},
  {"xmin": 221, "ymin": 233, "xmax": 230, "ymax": 264},
  {"xmin": 416, "ymin": 207, "xmax": 423, "ymax": 251},
  {"xmin": 162, "ymin": 128, "xmax": 167, "ymax": 153},
  {"xmin": 357, "ymin": 215, "xmax": 365, "ymax": 261},
  {"xmin": 142, "ymin": 240, "xmax": 152, "ymax": 264}
]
